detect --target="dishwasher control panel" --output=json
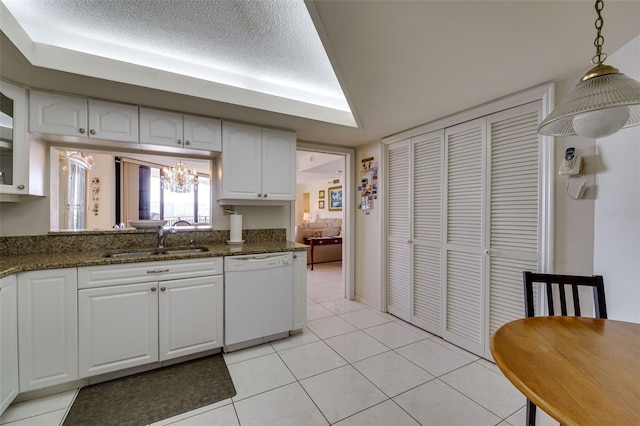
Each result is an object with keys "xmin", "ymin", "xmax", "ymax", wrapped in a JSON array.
[{"xmin": 224, "ymin": 252, "xmax": 293, "ymax": 272}]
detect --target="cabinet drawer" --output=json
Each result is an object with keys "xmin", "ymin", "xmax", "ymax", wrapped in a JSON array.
[{"xmin": 78, "ymin": 257, "xmax": 223, "ymax": 289}]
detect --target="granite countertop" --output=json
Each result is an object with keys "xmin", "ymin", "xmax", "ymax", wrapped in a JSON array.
[{"xmin": 0, "ymin": 241, "xmax": 309, "ymax": 279}]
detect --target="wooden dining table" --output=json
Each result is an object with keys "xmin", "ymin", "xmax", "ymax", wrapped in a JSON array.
[{"xmin": 491, "ymin": 316, "xmax": 640, "ymax": 426}]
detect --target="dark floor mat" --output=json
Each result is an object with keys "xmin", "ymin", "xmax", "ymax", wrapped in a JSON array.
[{"xmin": 63, "ymin": 354, "xmax": 236, "ymax": 426}]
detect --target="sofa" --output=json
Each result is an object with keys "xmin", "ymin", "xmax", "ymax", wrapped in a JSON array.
[{"xmin": 294, "ymin": 218, "xmax": 342, "ymax": 265}]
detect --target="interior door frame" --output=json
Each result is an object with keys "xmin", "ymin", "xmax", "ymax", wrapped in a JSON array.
[{"xmin": 295, "ymin": 142, "xmax": 356, "ymax": 300}]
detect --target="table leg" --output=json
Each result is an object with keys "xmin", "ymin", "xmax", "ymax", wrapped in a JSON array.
[{"xmin": 310, "ymin": 245, "xmax": 314, "ymax": 270}]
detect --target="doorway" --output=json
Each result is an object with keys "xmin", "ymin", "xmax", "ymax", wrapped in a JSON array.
[{"xmin": 295, "ymin": 147, "xmax": 352, "ymax": 300}]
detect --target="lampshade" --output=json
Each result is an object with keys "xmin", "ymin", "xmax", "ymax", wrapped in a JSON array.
[
  {"xmin": 538, "ymin": 1, "xmax": 640, "ymax": 138},
  {"xmin": 303, "ymin": 212, "xmax": 312, "ymax": 222}
]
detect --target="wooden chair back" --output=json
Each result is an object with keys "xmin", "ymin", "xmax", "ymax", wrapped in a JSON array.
[{"xmin": 523, "ymin": 272, "xmax": 607, "ymax": 319}]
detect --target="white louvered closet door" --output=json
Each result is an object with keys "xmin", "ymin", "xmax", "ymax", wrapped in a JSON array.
[
  {"xmin": 443, "ymin": 118, "xmax": 486, "ymax": 355},
  {"xmin": 386, "ymin": 139, "xmax": 411, "ymax": 321},
  {"xmin": 411, "ymin": 131, "xmax": 444, "ymax": 334},
  {"xmin": 484, "ymin": 102, "xmax": 542, "ymax": 359}
]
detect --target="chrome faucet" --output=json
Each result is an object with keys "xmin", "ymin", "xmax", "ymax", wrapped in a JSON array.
[{"xmin": 157, "ymin": 226, "xmax": 176, "ymax": 249}]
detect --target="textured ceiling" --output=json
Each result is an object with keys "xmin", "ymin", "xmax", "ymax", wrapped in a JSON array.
[
  {"xmin": 1, "ymin": 1, "xmax": 639, "ymax": 147},
  {"xmin": 1, "ymin": 0, "xmax": 353, "ymax": 124}
]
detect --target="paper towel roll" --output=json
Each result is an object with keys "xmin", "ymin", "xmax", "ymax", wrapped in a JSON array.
[{"xmin": 230, "ymin": 214, "xmax": 243, "ymax": 242}]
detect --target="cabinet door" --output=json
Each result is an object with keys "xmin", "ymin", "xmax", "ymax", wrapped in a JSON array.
[
  {"xmin": 78, "ymin": 282, "xmax": 158, "ymax": 378},
  {"xmin": 292, "ymin": 251, "xmax": 307, "ymax": 330},
  {"xmin": 0, "ymin": 80, "xmax": 31, "ymax": 197},
  {"xmin": 88, "ymin": 99, "xmax": 139, "ymax": 143},
  {"xmin": 0, "ymin": 275, "xmax": 18, "ymax": 414},
  {"xmin": 220, "ymin": 122, "xmax": 262, "ymax": 199},
  {"xmin": 18, "ymin": 268, "xmax": 78, "ymax": 391},
  {"xmin": 159, "ymin": 275, "xmax": 223, "ymax": 361},
  {"xmin": 139, "ymin": 108, "xmax": 183, "ymax": 147},
  {"xmin": 29, "ymin": 91, "xmax": 88, "ymax": 137},
  {"xmin": 184, "ymin": 115, "xmax": 221, "ymax": 152},
  {"xmin": 262, "ymin": 128, "xmax": 296, "ymax": 200}
]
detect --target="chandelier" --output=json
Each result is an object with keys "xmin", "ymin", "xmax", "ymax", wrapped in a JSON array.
[
  {"xmin": 161, "ymin": 161, "xmax": 198, "ymax": 193},
  {"xmin": 538, "ymin": 0, "xmax": 640, "ymax": 138}
]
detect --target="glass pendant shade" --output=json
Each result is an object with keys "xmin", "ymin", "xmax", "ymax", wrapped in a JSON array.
[{"xmin": 538, "ymin": 68, "xmax": 640, "ymax": 137}]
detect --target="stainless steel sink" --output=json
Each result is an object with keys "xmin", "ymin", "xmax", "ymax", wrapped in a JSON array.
[
  {"xmin": 105, "ymin": 247, "xmax": 209, "ymax": 258},
  {"xmin": 161, "ymin": 247, "xmax": 209, "ymax": 255},
  {"xmin": 105, "ymin": 251, "xmax": 159, "ymax": 258}
]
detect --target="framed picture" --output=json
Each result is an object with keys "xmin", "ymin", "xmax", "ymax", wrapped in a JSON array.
[
  {"xmin": 329, "ymin": 186, "xmax": 342, "ymax": 211},
  {"xmin": 318, "ymin": 190, "xmax": 325, "ymax": 199},
  {"xmin": 318, "ymin": 200, "xmax": 325, "ymax": 209}
]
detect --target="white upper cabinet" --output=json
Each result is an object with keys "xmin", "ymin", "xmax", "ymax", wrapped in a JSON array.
[
  {"xmin": 219, "ymin": 121, "xmax": 296, "ymax": 203},
  {"xmin": 183, "ymin": 114, "xmax": 222, "ymax": 151},
  {"xmin": 140, "ymin": 108, "xmax": 221, "ymax": 152},
  {"xmin": 262, "ymin": 128, "xmax": 297, "ymax": 200},
  {"xmin": 29, "ymin": 91, "xmax": 139, "ymax": 144},
  {"xmin": 0, "ymin": 80, "xmax": 45, "ymax": 201},
  {"xmin": 88, "ymin": 99, "xmax": 139, "ymax": 143}
]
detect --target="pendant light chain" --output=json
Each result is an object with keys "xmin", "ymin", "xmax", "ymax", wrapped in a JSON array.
[
  {"xmin": 538, "ymin": 0, "xmax": 640, "ymax": 137},
  {"xmin": 592, "ymin": 0, "xmax": 607, "ymax": 65}
]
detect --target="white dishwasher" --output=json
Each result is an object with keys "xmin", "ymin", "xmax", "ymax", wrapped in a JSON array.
[{"xmin": 224, "ymin": 252, "xmax": 293, "ymax": 349}]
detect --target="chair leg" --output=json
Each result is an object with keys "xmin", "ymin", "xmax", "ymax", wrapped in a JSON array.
[{"xmin": 526, "ymin": 398, "xmax": 537, "ymax": 426}]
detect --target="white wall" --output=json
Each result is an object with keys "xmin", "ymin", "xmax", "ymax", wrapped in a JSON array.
[
  {"xmin": 552, "ymin": 72, "xmax": 596, "ymax": 275},
  {"xmin": 593, "ymin": 35, "xmax": 640, "ymax": 322},
  {"xmin": 354, "ymin": 142, "xmax": 383, "ymax": 309},
  {"xmin": 296, "ymin": 178, "xmax": 343, "ymax": 223}
]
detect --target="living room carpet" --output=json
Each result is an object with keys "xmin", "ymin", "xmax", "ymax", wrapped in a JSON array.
[{"xmin": 63, "ymin": 354, "xmax": 236, "ymax": 426}]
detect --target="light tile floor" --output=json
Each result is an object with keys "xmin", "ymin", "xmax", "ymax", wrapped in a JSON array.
[{"xmin": 0, "ymin": 261, "xmax": 559, "ymax": 426}]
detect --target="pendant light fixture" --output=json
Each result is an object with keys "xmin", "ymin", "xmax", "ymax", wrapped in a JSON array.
[
  {"xmin": 161, "ymin": 161, "xmax": 198, "ymax": 193},
  {"xmin": 538, "ymin": 0, "xmax": 640, "ymax": 138}
]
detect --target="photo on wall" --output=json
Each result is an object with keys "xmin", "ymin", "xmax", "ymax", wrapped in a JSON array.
[{"xmin": 329, "ymin": 186, "xmax": 342, "ymax": 211}]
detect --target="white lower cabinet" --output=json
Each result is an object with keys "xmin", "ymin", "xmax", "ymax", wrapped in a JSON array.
[
  {"xmin": 0, "ymin": 275, "xmax": 19, "ymax": 414},
  {"xmin": 292, "ymin": 251, "xmax": 307, "ymax": 330},
  {"xmin": 78, "ymin": 281, "xmax": 158, "ymax": 378},
  {"xmin": 78, "ymin": 258, "xmax": 223, "ymax": 379},
  {"xmin": 159, "ymin": 276, "xmax": 223, "ymax": 361},
  {"xmin": 17, "ymin": 268, "xmax": 78, "ymax": 392}
]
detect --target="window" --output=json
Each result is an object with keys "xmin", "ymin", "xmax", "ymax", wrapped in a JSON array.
[{"xmin": 147, "ymin": 168, "xmax": 210, "ymax": 225}]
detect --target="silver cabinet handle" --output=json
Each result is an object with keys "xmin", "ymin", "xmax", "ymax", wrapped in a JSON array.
[
  {"xmin": 177, "ymin": 139, "xmax": 182, "ymax": 145},
  {"xmin": 17, "ymin": 184, "xmax": 25, "ymax": 190},
  {"xmin": 263, "ymin": 194, "xmax": 268, "ymax": 198},
  {"xmin": 79, "ymin": 128, "xmax": 86, "ymax": 134},
  {"xmin": 293, "ymin": 254, "xmax": 297, "ymax": 259},
  {"xmin": 185, "ymin": 140, "xmax": 190, "ymax": 145},
  {"xmin": 89, "ymin": 129, "xmax": 96, "ymax": 135},
  {"xmin": 160, "ymin": 287, "xmax": 166, "ymax": 292},
  {"xmin": 151, "ymin": 287, "xmax": 157, "ymax": 292},
  {"xmin": 406, "ymin": 239, "xmax": 412, "ymax": 243},
  {"xmin": 257, "ymin": 194, "xmax": 262, "ymax": 198},
  {"xmin": 147, "ymin": 269, "xmax": 170, "ymax": 274}
]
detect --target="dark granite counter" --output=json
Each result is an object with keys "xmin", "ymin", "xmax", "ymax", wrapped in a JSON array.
[{"xmin": 0, "ymin": 228, "xmax": 309, "ymax": 279}]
